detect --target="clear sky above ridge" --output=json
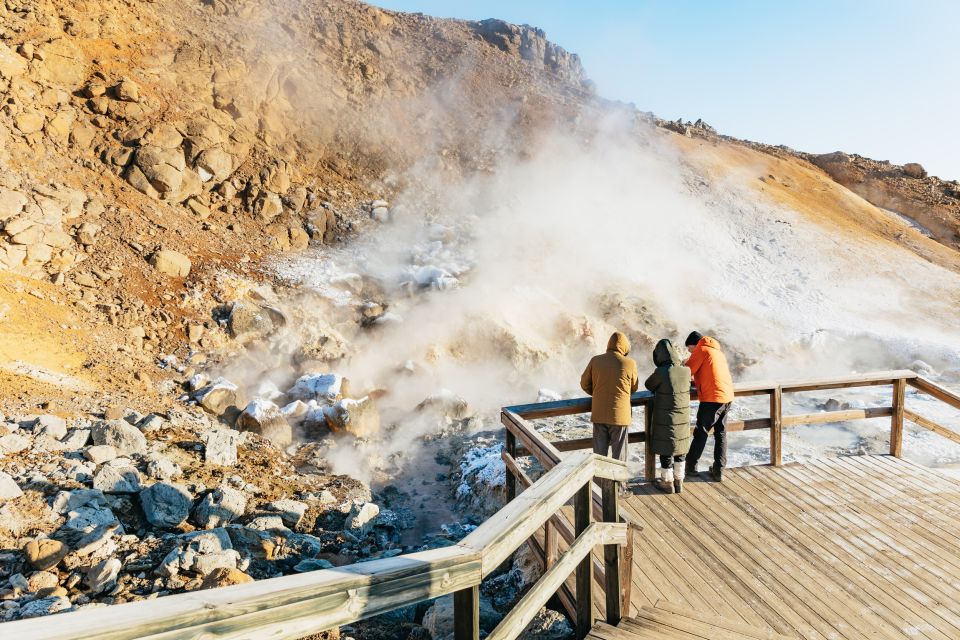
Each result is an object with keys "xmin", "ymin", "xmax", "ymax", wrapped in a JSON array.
[{"xmin": 376, "ymin": 0, "xmax": 960, "ymax": 180}]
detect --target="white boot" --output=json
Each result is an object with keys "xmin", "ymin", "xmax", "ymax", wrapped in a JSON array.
[
  {"xmin": 655, "ymin": 466, "xmax": 675, "ymax": 493},
  {"xmin": 674, "ymin": 461, "xmax": 686, "ymax": 493}
]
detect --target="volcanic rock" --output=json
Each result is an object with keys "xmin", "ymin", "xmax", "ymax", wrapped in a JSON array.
[{"xmin": 140, "ymin": 482, "xmax": 193, "ymax": 528}]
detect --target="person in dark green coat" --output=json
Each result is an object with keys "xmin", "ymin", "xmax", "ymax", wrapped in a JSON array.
[{"xmin": 644, "ymin": 339, "xmax": 692, "ymax": 493}]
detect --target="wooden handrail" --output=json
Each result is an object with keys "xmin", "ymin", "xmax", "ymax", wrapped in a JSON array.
[{"xmin": 5, "ymin": 450, "xmax": 628, "ymax": 640}]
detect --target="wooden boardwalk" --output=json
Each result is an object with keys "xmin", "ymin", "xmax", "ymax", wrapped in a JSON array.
[{"xmin": 614, "ymin": 455, "xmax": 960, "ymax": 640}]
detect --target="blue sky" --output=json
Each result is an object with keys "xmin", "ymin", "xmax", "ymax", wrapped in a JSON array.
[{"xmin": 376, "ymin": 1, "xmax": 959, "ymax": 180}]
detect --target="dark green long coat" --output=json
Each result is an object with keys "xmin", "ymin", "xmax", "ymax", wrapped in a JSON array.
[{"xmin": 643, "ymin": 339, "xmax": 692, "ymax": 456}]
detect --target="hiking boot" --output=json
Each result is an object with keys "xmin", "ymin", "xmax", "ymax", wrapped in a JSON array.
[
  {"xmin": 673, "ymin": 461, "xmax": 685, "ymax": 494},
  {"xmin": 709, "ymin": 464, "xmax": 723, "ymax": 482},
  {"xmin": 655, "ymin": 467, "xmax": 675, "ymax": 494}
]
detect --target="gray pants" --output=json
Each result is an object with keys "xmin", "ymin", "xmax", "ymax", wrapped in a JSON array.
[{"xmin": 593, "ymin": 423, "xmax": 628, "ymax": 462}]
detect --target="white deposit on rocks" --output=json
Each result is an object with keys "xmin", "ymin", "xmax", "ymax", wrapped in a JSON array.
[
  {"xmin": 236, "ymin": 399, "xmax": 292, "ymax": 447},
  {"xmin": 34, "ymin": 415, "xmax": 68, "ymax": 440},
  {"xmin": 287, "ymin": 373, "xmax": 345, "ymax": 402},
  {"xmin": 91, "ymin": 419, "xmax": 147, "ymax": 456},
  {"xmin": 140, "ymin": 482, "xmax": 193, "ymax": 528}
]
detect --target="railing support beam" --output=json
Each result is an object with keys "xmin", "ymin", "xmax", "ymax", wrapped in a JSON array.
[
  {"xmin": 890, "ymin": 378, "xmax": 906, "ymax": 457},
  {"xmin": 770, "ymin": 386, "xmax": 782, "ymax": 466},
  {"xmin": 601, "ymin": 479, "xmax": 621, "ymax": 625},
  {"xmin": 574, "ymin": 482, "xmax": 593, "ymax": 639},
  {"xmin": 505, "ymin": 430, "xmax": 517, "ymax": 501},
  {"xmin": 454, "ymin": 585, "xmax": 480, "ymax": 640},
  {"xmin": 644, "ymin": 405, "xmax": 655, "ymax": 482}
]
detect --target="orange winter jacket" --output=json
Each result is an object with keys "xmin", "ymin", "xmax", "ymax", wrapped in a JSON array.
[{"xmin": 686, "ymin": 336, "xmax": 734, "ymax": 404}]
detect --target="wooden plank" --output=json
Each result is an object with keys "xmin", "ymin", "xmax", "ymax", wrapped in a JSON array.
[
  {"xmin": 769, "ymin": 387, "xmax": 782, "ymax": 466},
  {"xmin": 461, "ymin": 451, "xmax": 627, "ymax": 576},
  {"xmin": 601, "ymin": 479, "xmax": 621, "ymax": 625},
  {"xmin": 575, "ymin": 482, "xmax": 594, "ymax": 639},
  {"xmin": 904, "ymin": 409, "xmax": 960, "ymax": 445},
  {"xmin": 673, "ymin": 472, "xmax": 886, "ymax": 640},
  {"xmin": 501, "ymin": 410, "xmax": 562, "ymax": 469},
  {"xmin": 485, "ymin": 523, "xmax": 626, "ymax": 640},
  {"xmin": 2, "ymin": 544, "xmax": 480, "ymax": 640},
  {"xmin": 780, "ymin": 406, "xmax": 892, "ymax": 426},
  {"xmin": 778, "ymin": 369, "xmax": 916, "ymax": 393},
  {"xmin": 505, "ymin": 430, "xmax": 517, "ymax": 501},
  {"xmin": 720, "ymin": 469, "xmax": 955, "ymax": 640},
  {"xmin": 621, "ymin": 524, "xmax": 635, "ymax": 618},
  {"xmin": 651, "ymin": 601, "xmax": 797, "ymax": 640},
  {"xmin": 454, "ymin": 585, "xmax": 479, "ymax": 640},
  {"xmin": 909, "ymin": 375, "xmax": 960, "ymax": 411},
  {"xmin": 890, "ymin": 378, "xmax": 906, "ymax": 456}
]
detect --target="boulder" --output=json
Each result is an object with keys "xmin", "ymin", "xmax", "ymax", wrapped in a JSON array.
[
  {"xmin": 132, "ymin": 145, "xmax": 186, "ymax": 198},
  {"xmin": 0, "ymin": 187, "xmax": 27, "ymax": 221},
  {"xmin": 518, "ymin": 608, "xmax": 573, "ymax": 640},
  {"xmin": 140, "ymin": 482, "xmax": 193, "ymax": 528},
  {"xmin": 192, "ymin": 487, "xmax": 247, "ymax": 528},
  {"xmin": 198, "ymin": 567, "xmax": 253, "ymax": 590},
  {"xmin": 236, "ymin": 399, "xmax": 292, "ymax": 447},
  {"xmin": 91, "ymin": 419, "xmax": 147, "ymax": 455},
  {"xmin": 26, "ymin": 570, "xmax": 59, "ymax": 592},
  {"xmin": 35, "ymin": 415, "xmax": 68, "ymax": 440},
  {"xmin": 195, "ymin": 379, "xmax": 246, "ymax": 418},
  {"xmin": 92, "ymin": 461, "xmax": 142, "ymax": 494},
  {"xmin": 264, "ymin": 499, "xmax": 308, "ymax": 528},
  {"xmin": 84, "ymin": 557, "xmax": 121, "ymax": 594},
  {"xmin": 196, "ymin": 147, "xmax": 234, "ymax": 182},
  {"xmin": 61, "ymin": 428, "xmax": 91, "ymax": 449},
  {"xmin": 0, "ymin": 471, "xmax": 23, "ymax": 501},
  {"xmin": 114, "ymin": 78, "xmax": 141, "ymax": 102},
  {"xmin": 204, "ymin": 429, "xmax": 240, "ymax": 466},
  {"xmin": 903, "ymin": 162, "xmax": 927, "ymax": 179},
  {"xmin": 73, "ymin": 523, "xmax": 119, "ymax": 557},
  {"xmin": 17, "ymin": 596, "xmax": 71, "ymax": 618},
  {"xmin": 422, "ymin": 594, "xmax": 499, "ymax": 640},
  {"xmin": 254, "ymin": 191, "xmax": 283, "ymax": 220},
  {"xmin": 0, "ymin": 42, "xmax": 27, "ymax": 78},
  {"xmin": 146, "ymin": 453, "xmax": 182, "ymax": 481},
  {"xmin": 324, "ymin": 397, "xmax": 380, "ymax": 438},
  {"xmin": 84, "ymin": 444, "xmax": 118, "ymax": 464},
  {"xmin": 14, "ymin": 113, "xmax": 45, "ymax": 134},
  {"xmin": 157, "ymin": 528, "xmax": 240, "ymax": 577},
  {"xmin": 344, "ymin": 502, "xmax": 379, "ymax": 534},
  {"xmin": 0, "ymin": 434, "xmax": 30, "ymax": 454},
  {"xmin": 149, "ymin": 249, "xmax": 191, "ymax": 277},
  {"xmin": 23, "ymin": 539, "xmax": 69, "ymax": 571},
  {"xmin": 287, "ymin": 373, "xmax": 345, "ymax": 402},
  {"xmin": 227, "ymin": 302, "xmax": 283, "ymax": 341}
]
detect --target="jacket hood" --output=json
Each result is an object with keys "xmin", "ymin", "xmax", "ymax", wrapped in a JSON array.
[
  {"xmin": 699, "ymin": 336, "xmax": 722, "ymax": 350},
  {"xmin": 653, "ymin": 339, "xmax": 681, "ymax": 367},
  {"xmin": 606, "ymin": 331, "xmax": 630, "ymax": 356}
]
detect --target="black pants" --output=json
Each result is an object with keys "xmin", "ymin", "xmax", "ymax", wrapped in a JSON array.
[
  {"xmin": 687, "ymin": 402, "xmax": 731, "ymax": 468},
  {"xmin": 660, "ymin": 454, "xmax": 685, "ymax": 468}
]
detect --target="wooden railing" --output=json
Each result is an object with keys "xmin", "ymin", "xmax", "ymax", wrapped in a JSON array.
[
  {"xmin": 1, "ymin": 450, "xmax": 629, "ymax": 640},
  {"xmin": 503, "ymin": 369, "xmax": 960, "ymax": 482}
]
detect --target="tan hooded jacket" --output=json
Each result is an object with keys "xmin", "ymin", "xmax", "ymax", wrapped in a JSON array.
[{"xmin": 580, "ymin": 332, "xmax": 640, "ymax": 426}]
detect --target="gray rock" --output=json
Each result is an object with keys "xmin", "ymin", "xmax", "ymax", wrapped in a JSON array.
[
  {"xmin": 91, "ymin": 420, "xmax": 147, "ymax": 456},
  {"xmin": 194, "ymin": 380, "xmax": 246, "ymax": 419},
  {"xmin": 293, "ymin": 558, "xmax": 334, "ymax": 572},
  {"xmin": 140, "ymin": 482, "xmax": 193, "ymax": 528},
  {"xmin": 61, "ymin": 429, "xmax": 91, "ymax": 449},
  {"xmin": 84, "ymin": 557, "xmax": 121, "ymax": 594},
  {"xmin": 145, "ymin": 453, "xmax": 182, "ymax": 480},
  {"xmin": 62, "ymin": 505, "xmax": 119, "ymax": 532},
  {"xmin": 344, "ymin": 502, "xmax": 379, "ymax": 534},
  {"xmin": 204, "ymin": 429, "xmax": 239, "ymax": 466},
  {"xmin": 157, "ymin": 528, "xmax": 239, "ymax": 577},
  {"xmin": 227, "ymin": 302, "xmax": 280, "ymax": 341},
  {"xmin": 73, "ymin": 523, "xmax": 118, "ymax": 557},
  {"xmin": 0, "ymin": 434, "xmax": 30, "ymax": 454},
  {"xmin": 422, "ymin": 594, "xmax": 499, "ymax": 640},
  {"xmin": 35, "ymin": 415, "xmax": 67, "ymax": 440},
  {"xmin": 518, "ymin": 608, "xmax": 573, "ymax": 640},
  {"xmin": 92, "ymin": 462, "xmax": 142, "ymax": 494},
  {"xmin": 16, "ymin": 596, "xmax": 71, "ymax": 618},
  {"xmin": 193, "ymin": 487, "xmax": 247, "ymax": 528},
  {"xmin": 246, "ymin": 515, "xmax": 290, "ymax": 534},
  {"xmin": 137, "ymin": 414, "xmax": 166, "ymax": 432},
  {"xmin": 0, "ymin": 471, "xmax": 23, "ymax": 502},
  {"xmin": 52, "ymin": 488, "xmax": 107, "ymax": 514},
  {"xmin": 84, "ymin": 445, "xmax": 117, "ymax": 465},
  {"xmin": 264, "ymin": 499, "xmax": 308, "ymax": 528}
]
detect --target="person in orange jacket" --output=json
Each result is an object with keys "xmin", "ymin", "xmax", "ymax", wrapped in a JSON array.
[{"xmin": 683, "ymin": 331, "xmax": 734, "ymax": 481}]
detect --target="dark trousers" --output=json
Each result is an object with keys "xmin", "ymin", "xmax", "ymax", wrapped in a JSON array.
[
  {"xmin": 593, "ymin": 423, "xmax": 628, "ymax": 462},
  {"xmin": 660, "ymin": 454, "xmax": 686, "ymax": 468},
  {"xmin": 687, "ymin": 402, "xmax": 731, "ymax": 468}
]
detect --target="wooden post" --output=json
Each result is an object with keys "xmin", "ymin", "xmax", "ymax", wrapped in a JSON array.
[
  {"xmin": 544, "ymin": 520, "xmax": 558, "ymax": 569},
  {"xmin": 454, "ymin": 585, "xmax": 480, "ymax": 640},
  {"xmin": 643, "ymin": 404, "xmax": 655, "ymax": 482},
  {"xmin": 574, "ymin": 482, "xmax": 593, "ymax": 639},
  {"xmin": 621, "ymin": 524, "xmax": 635, "ymax": 617},
  {"xmin": 505, "ymin": 427, "xmax": 517, "ymax": 501},
  {"xmin": 890, "ymin": 377, "xmax": 906, "ymax": 457},
  {"xmin": 770, "ymin": 387, "xmax": 782, "ymax": 466},
  {"xmin": 601, "ymin": 479, "xmax": 621, "ymax": 625}
]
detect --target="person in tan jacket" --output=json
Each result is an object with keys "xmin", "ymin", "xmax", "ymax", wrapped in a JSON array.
[{"xmin": 580, "ymin": 331, "xmax": 639, "ymax": 462}]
